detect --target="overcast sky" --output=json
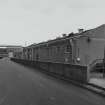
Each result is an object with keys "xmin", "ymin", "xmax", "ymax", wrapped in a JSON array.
[{"xmin": 0, "ymin": 0, "xmax": 105, "ymax": 46}]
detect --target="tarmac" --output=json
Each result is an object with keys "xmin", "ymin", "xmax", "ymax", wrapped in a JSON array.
[
  {"xmin": 10, "ymin": 58, "xmax": 105, "ymax": 97},
  {"xmin": 43, "ymin": 70, "xmax": 105, "ymax": 97},
  {"xmin": 1, "ymin": 58, "xmax": 105, "ymax": 105},
  {"xmin": 46, "ymin": 71, "xmax": 105, "ymax": 97}
]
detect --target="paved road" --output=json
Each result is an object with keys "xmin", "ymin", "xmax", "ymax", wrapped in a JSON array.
[{"xmin": 0, "ymin": 58, "xmax": 105, "ymax": 105}]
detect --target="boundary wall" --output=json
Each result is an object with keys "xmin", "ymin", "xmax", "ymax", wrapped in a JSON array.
[{"xmin": 11, "ymin": 58, "xmax": 88, "ymax": 83}]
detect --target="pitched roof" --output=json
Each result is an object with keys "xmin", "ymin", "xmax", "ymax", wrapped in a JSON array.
[{"xmin": 79, "ymin": 24, "xmax": 105, "ymax": 38}]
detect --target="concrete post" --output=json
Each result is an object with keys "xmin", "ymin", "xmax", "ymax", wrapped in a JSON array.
[{"xmin": 87, "ymin": 65, "xmax": 90, "ymax": 82}]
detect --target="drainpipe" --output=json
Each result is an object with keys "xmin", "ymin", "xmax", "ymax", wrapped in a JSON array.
[
  {"xmin": 69, "ymin": 38, "xmax": 73, "ymax": 63},
  {"xmin": 87, "ymin": 64, "xmax": 90, "ymax": 82},
  {"xmin": 103, "ymin": 47, "xmax": 105, "ymax": 78},
  {"xmin": 103, "ymin": 58, "xmax": 105, "ymax": 78}
]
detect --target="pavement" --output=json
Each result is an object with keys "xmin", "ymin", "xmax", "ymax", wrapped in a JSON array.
[
  {"xmin": 0, "ymin": 58, "xmax": 105, "ymax": 105},
  {"xmin": 89, "ymin": 78, "xmax": 105, "ymax": 88}
]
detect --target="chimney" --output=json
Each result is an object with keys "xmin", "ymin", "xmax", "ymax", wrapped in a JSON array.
[
  {"xmin": 62, "ymin": 34, "xmax": 67, "ymax": 37},
  {"xmin": 78, "ymin": 29, "xmax": 84, "ymax": 33}
]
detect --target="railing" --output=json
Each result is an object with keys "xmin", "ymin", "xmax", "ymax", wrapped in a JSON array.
[{"xmin": 89, "ymin": 59, "xmax": 103, "ymax": 72}]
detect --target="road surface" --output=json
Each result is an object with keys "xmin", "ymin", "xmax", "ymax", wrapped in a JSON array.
[{"xmin": 0, "ymin": 58, "xmax": 104, "ymax": 105}]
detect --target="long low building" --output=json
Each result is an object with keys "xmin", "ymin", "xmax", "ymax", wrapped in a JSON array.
[
  {"xmin": 13, "ymin": 24, "xmax": 105, "ymax": 74},
  {"xmin": 0, "ymin": 45, "xmax": 23, "ymax": 58},
  {"xmin": 23, "ymin": 25, "xmax": 105, "ymax": 65},
  {"xmin": 0, "ymin": 47, "xmax": 8, "ymax": 58}
]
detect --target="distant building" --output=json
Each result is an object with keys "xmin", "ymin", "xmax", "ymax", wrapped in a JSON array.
[
  {"xmin": 0, "ymin": 45, "xmax": 23, "ymax": 58},
  {"xmin": 0, "ymin": 47, "xmax": 8, "ymax": 58}
]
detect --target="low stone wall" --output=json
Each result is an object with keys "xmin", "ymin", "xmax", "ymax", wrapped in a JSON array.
[{"xmin": 11, "ymin": 58, "xmax": 88, "ymax": 83}]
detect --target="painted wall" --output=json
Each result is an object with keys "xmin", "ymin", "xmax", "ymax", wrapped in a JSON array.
[
  {"xmin": 75, "ymin": 36, "xmax": 105, "ymax": 66},
  {"xmin": 31, "ymin": 39, "xmax": 73, "ymax": 63}
]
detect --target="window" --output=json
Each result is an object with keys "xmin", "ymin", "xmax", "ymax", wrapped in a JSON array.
[
  {"xmin": 65, "ymin": 45, "xmax": 72, "ymax": 52},
  {"xmin": 57, "ymin": 46, "xmax": 60, "ymax": 52}
]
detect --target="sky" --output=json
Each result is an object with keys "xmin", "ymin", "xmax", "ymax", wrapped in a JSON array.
[{"xmin": 0, "ymin": 0, "xmax": 105, "ymax": 46}]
